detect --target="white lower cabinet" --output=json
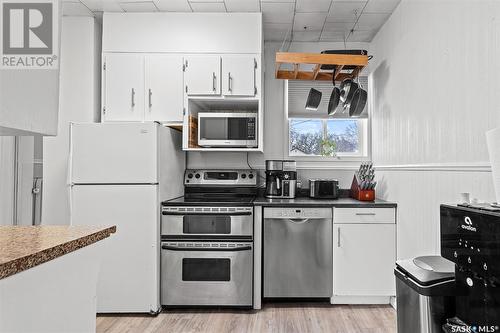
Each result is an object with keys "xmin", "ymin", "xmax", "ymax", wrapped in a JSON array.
[{"xmin": 333, "ymin": 208, "xmax": 396, "ymax": 299}]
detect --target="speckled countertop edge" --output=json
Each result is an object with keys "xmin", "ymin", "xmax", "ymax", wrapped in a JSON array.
[{"xmin": 0, "ymin": 226, "xmax": 116, "ymax": 280}]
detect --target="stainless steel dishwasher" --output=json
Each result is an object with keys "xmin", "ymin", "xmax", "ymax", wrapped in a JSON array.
[{"xmin": 263, "ymin": 207, "xmax": 333, "ymax": 298}]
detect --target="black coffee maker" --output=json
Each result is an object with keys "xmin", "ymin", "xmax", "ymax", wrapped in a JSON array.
[{"xmin": 265, "ymin": 160, "xmax": 297, "ymax": 199}]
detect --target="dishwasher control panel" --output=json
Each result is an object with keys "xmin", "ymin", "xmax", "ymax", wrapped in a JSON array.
[{"xmin": 264, "ymin": 207, "xmax": 332, "ymax": 219}]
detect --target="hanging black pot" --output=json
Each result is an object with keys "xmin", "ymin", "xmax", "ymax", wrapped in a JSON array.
[
  {"xmin": 328, "ymin": 68, "xmax": 341, "ymax": 115},
  {"xmin": 305, "ymin": 88, "xmax": 322, "ymax": 110},
  {"xmin": 348, "ymin": 87, "xmax": 367, "ymax": 117}
]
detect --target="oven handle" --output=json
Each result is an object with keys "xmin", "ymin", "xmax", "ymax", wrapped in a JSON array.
[
  {"xmin": 161, "ymin": 245, "xmax": 252, "ymax": 252},
  {"xmin": 162, "ymin": 211, "xmax": 252, "ymax": 216}
]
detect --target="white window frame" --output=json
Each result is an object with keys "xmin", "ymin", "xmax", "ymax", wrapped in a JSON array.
[{"xmin": 284, "ymin": 80, "xmax": 371, "ymax": 163}]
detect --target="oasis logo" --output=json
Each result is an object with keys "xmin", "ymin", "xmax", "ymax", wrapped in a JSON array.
[
  {"xmin": 0, "ymin": 0, "xmax": 58, "ymax": 69},
  {"xmin": 461, "ymin": 216, "xmax": 477, "ymax": 232}
]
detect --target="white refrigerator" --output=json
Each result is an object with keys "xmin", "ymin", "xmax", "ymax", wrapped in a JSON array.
[{"xmin": 69, "ymin": 122, "xmax": 185, "ymax": 313}]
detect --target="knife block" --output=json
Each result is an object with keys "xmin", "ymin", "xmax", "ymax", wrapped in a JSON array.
[{"xmin": 350, "ymin": 175, "xmax": 375, "ymax": 201}]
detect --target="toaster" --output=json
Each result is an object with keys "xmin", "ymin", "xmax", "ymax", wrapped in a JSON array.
[{"xmin": 309, "ymin": 179, "xmax": 339, "ymax": 199}]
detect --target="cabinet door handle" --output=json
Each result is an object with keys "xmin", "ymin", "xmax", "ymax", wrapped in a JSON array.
[
  {"xmin": 148, "ymin": 89, "xmax": 152, "ymax": 108},
  {"xmin": 228, "ymin": 72, "xmax": 232, "ymax": 92},
  {"xmin": 337, "ymin": 227, "xmax": 341, "ymax": 247},
  {"xmin": 212, "ymin": 72, "xmax": 216, "ymax": 92},
  {"xmin": 131, "ymin": 88, "xmax": 135, "ymax": 107}
]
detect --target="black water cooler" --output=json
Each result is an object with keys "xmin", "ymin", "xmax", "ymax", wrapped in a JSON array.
[{"xmin": 440, "ymin": 204, "xmax": 500, "ymax": 329}]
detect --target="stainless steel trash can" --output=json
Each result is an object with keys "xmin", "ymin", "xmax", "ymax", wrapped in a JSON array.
[{"xmin": 394, "ymin": 256, "xmax": 456, "ymax": 333}]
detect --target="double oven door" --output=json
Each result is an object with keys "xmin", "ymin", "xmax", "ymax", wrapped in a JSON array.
[{"xmin": 161, "ymin": 206, "xmax": 253, "ymax": 307}]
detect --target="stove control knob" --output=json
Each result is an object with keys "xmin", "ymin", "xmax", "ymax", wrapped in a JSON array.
[
  {"xmin": 468, "ymin": 257, "xmax": 472, "ymax": 264},
  {"xmin": 484, "ymin": 263, "xmax": 488, "ymax": 271},
  {"xmin": 187, "ymin": 173, "xmax": 193, "ymax": 179},
  {"xmin": 284, "ymin": 174, "xmax": 290, "ymax": 180},
  {"xmin": 241, "ymin": 173, "xmax": 247, "ymax": 179},
  {"xmin": 195, "ymin": 173, "xmax": 201, "ymax": 179},
  {"xmin": 466, "ymin": 277, "xmax": 474, "ymax": 287},
  {"xmin": 454, "ymin": 251, "xmax": 458, "ymax": 258},
  {"xmin": 248, "ymin": 173, "xmax": 254, "ymax": 179}
]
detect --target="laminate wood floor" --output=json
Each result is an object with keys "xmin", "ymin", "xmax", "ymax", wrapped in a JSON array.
[{"xmin": 96, "ymin": 303, "xmax": 396, "ymax": 333}]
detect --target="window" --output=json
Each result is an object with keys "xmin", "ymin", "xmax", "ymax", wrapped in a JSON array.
[
  {"xmin": 289, "ymin": 118, "xmax": 367, "ymax": 158},
  {"xmin": 286, "ymin": 79, "xmax": 370, "ymax": 160}
]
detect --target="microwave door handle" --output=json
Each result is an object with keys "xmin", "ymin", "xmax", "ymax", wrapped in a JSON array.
[
  {"xmin": 276, "ymin": 177, "xmax": 281, "ymax": 190},
  {"xmin": 161, "ymin": 245, "xmax": 252, "ymax": 252}
]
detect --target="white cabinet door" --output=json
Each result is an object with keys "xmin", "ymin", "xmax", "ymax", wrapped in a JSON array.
[
  {"xmin": 222, "ymin": 55, "xmax": 256, "ymax": 96},
  {"xmin": 145, "ymin": 55, "xmax": 184, "ymax": 122},
  {"xmin": 103, "ymin": 54, "xmax": 144, "ymax": 121},
  {"xmin": 184, "ymin": 55, "xmax": 221, "ymax": 95},
  {"xmin": 333, "ymin": 223, "xmax": 396, "ymax": 296}
]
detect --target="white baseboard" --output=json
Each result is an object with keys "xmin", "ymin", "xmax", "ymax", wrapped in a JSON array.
[
  {"xmin": 390, "ymin": 296, "xmax": 396, "ymax": 309},
  {"xmin": 330, "ymin": 295, "xmax": 391, "ymax": 305}
]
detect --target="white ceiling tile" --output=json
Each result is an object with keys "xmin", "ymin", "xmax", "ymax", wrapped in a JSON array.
[
  {"xmin": 327, "ymin": 1, "xmax": 366, "ymax": 22},
  {"xmin": 355, "ymin": 12, "xmax": 389, "ymax": 29},
  {"xmin": 346, "ymin": 29, "xmax": 375, "ymax": 42},
  {"xmin": 296, "ymin": 0, "xmax": 332, "ymax": 13},
  {"xmin": 264, "ymin": 23, "xmax": 291, "ymax": 40},
  {"xmin": 292, "ymin": 30, "xmax": 321, "ymax": 42},
  {"xmin": 293, "ymin": 12, "xmax": 327, "ymax": 31},
  {"xmin": 323, "ymin": 21, "xmax": 354, "ymax": 32},
  {"xmin": 265, "ymin": 29, "xmax": 289, "ymax": 41},
  {"xmin": 80, "ymin": 0, "xmax": 124, "ymax": 11},
  {"xmin": 189, "ymin": 2, "xmax": 226, "ymax": 12},
  {"xmin": 154, "ymin": 0, "xmax": 192, "ymax": 11},
  {"xmin": 261, "ymin": 2, "xmax": 294, "ymax": 23},
  {"xmin": 62, "ymin": 1, "xmax": 94, "ymax": 16},
  {"xmin": 320, "ymin": 30, "xmax": 347, "ymax": 41},
  {"xmin": 363, "ymin": 0, "xmax": 400, "ymax": 13},
  {"xmin": 120, "ymin": 1, "xmax": 158, "ymax": 12},
  {"xmin": 225, "ymin": 0, "xmax": 259, "ymax": 12}
]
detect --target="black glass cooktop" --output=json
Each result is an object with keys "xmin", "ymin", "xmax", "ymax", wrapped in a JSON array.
[{"xmin": 162, "ymin": 195, "xmax": 256, "ymax": 206}]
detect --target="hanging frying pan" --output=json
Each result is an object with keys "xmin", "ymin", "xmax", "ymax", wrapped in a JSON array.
[
  {"xmin": 348, "ymin": 87, "xmax": 367, "ymax": 117},
  {"xmin": 328, "ymin": 68, "xmax": 341, "ymax": 115},
  {"xmin": 340, "ymin": 78, "xmax": 359, "ymax": 107},
  {"xmin": 305, "ymin": 88, "xmax": 322, "ymax": 110}
]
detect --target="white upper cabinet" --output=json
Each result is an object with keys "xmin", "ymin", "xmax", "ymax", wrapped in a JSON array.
[
  {"xmin": 103, "ymin": 54, "xmax": 144, "ymax": 121},
  {"xmin": 144, "ymin": 55, "xmax": 184, "ymax": 122},
  {"xmin": 222, "ymin": 55, "xmax": 256, "ymax": 97},
  {"xmin": 184, "ymin": 56, "xmax": 221, "ymax": 96}
]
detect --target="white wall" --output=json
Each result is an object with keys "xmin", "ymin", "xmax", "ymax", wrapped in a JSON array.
[
  {"xmin": 0, "ymin": 137, "xmax": 15, "ymax": 225},
  {"xmin": 369, "ymin": 0, "xmax": 500, "ymax": 259},
  {"xmin": 42, "ymin": 17, "xmax": 101, "ymax": 225},
  {"xmin": 187, "ymin": 41, "xmax": 369, "ymax": 186}
]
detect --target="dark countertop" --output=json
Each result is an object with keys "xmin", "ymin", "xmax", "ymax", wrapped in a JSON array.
[
  {"xmin": 0, "ymin": 225, "xmax": 116, "ymax": 280},
  {"xmin": 253, "ymin": 196, "xmax": 397, "ymax": 208}
]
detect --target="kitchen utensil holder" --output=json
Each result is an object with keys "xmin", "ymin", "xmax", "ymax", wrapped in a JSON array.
[{"xmin": 350, "ymin": 175, "xmax": 375, "ymax": 201}]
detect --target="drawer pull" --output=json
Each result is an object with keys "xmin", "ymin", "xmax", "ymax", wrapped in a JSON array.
[{"xmin": 355, "ymin": 213, "xmax": 376, "ymax": 216}]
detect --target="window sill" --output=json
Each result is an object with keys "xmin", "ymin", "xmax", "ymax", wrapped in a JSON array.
[{"xmin": 289, "ymin": 157, "xmax": 371, "ymax": 170}]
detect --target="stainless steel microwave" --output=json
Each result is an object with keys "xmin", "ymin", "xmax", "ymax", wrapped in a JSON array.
[{"xmin": 198, "ymin": 112, "xmax": 257, "ymax": 147}]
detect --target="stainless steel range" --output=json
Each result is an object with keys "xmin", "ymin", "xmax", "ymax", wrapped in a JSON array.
[{"xmin": 160, "ymin": 169, "xmax": 257, "ymax": 307}]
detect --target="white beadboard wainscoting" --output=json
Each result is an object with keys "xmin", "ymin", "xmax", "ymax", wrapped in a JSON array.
[
  {"xmin": 369, "ymin": 0, "xmax": 500, "ymax": 260},
  {"xmin": 375, "ymin": 165, "xmax": 495, "ymax": 260}
]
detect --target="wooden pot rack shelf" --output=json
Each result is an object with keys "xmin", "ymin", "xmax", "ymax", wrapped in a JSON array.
[{"xmin": 275, "ymin": 52, "xmax": 368, "ymax": 82}]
